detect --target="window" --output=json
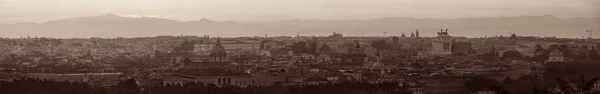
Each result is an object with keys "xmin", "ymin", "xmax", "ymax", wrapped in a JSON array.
[{"xmin": 218, "ymin": 78, "xmax": 222, "ymax": 85}]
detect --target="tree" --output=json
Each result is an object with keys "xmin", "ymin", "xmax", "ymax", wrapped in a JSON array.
[
  {"xmin": 183, "ymin": 58, "xmax": 192, "ymax": 63},
  {"xmin": 555, "ymin": 75, "xmax": 600, "ymax": 94},
  {"xmin": 291, "ymin": 41, "xmax": 309, "ymax": 54},
  {"xmin": 307, "ymin": 40, "xmax": 318, "ymax": 54},
  {"xmin": 544, "ymin": 68, "xmax": 562, "ymax": 81},
  {"xmin": 117, "ymin": 78, "xmax": 141, "ymax": 94},
  {"xmin": 590, "ymin": 47, "xmax": 600, "ymax": 61},
  {"xmin": 503, "ymin": 75, "xmax": 544, "ymax": 94},
  {"xmin": 71, "ymin": 42, "xmax": 84, "ymax": 46},
  {"xmin": 559, "ymin": 44, "xmax": 571, "ymax": 58},
  {"xmin": 371, "ymin": 39, "xmax": 390, "ymax": 51},
  {"xmin": 502, "ymin": 50, "xmax": 523, "ymax": 60},
  {"xmin": 503, "ymin": 77, "xmax": 514, "ymax": 85},
  {"xmin": 533, "ymin": 45, "xmax": 549, "ymax": 62},
  {"xmin": 488, "ymin": 85, "xmax": 511, "ymax": 94},
  {"xmin": 466, "ymin": 77, "xmax": 500, "ymax": 92},
  {"xmin": 563, "ymin": 67, "xmax": 579, "ymax": 78},
  {"xmin": 531, "ymin": 87, "xmax": 550, "ymax": 94},
  {"xmin": 371, "ymin": 39, "xmax": 390, "ymax": 56}
]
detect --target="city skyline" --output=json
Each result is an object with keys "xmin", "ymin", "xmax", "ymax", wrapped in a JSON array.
[
  {"xmin": 1, "ymin": 0, "xmax": 599, "ymax": 38},
  {"xmin": 2, "ymin": 1, "xmax": 600, "ymax": 94},
  {"xmin": 0, "ymin": 13, "xmax": 599, "ymax": 38}
]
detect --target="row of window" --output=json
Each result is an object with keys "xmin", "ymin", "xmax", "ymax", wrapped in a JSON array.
[{"xmin": 217, "ymin": 78, "xmax": 253, "ymax": 86}]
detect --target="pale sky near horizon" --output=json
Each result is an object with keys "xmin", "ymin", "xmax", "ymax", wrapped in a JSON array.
[{"xmin": 1, "ymin": 0, "xmax": 599, "ymax": 24}]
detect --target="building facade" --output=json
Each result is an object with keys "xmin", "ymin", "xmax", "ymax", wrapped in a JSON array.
[{"xmin": 431, "ymin": 29, "xmax": 453, "ymax": 55}]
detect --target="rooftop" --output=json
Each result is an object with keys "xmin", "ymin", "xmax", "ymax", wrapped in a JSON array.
[{"xmin": 174, "ymin": 68, "xmax": 250, "ymax": 76}]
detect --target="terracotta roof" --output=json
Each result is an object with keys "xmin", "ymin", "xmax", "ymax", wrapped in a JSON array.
[
  {"xmin": 107, "ymin": 53, "xmax": 138, "ymax": 63},
  {"xmin": 175, "ymin": 68, "xmax": 250, "ymax": 76}
]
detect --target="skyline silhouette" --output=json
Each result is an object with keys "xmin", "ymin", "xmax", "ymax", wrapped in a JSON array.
[{"xmin": 1, "ymin": 13, "xmax": 599, "ymax": 38}]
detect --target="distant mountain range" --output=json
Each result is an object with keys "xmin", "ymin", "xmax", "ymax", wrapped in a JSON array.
[{"xmin": 1, "ymin": 14, "xmax": 598, "ymax": 38}]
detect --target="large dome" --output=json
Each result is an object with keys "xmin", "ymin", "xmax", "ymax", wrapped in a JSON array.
[{"xmin": 210, "ymin": 38, "xmax": 227, "ymax": 57}]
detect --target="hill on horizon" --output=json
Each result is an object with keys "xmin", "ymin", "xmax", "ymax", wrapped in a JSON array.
[{"xmin": 1, "ymin": 14, "xmax": 599, "ymax": 38}]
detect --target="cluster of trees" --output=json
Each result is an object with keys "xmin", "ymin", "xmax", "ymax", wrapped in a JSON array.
[
  {"xmin": 291, "ymin": 40, "xmax": 318, "ymax": 54},
  {"xmin": 371, "ymin": 39, "xmax": 391, "ymax": 52},
  {"xmin": 0, "ymin": 78, "xmax": 138, "ymax": 94},
  {"xmin": 291, "ymin": 39, "xmax": 394, "ymax": 55},
  {"xmin": 466, "ymin": 63, "xmax": 600, "ymax": 94},
  {"xmin": 1, "ymin": 77, "xmax": 409, "ymax": 94},
  {"xmin": 151, "ymin": 82, "xmax": 409, "ymax": 94},
  {"xmin": 478, "ymin": 44, "xmax": 600, "ymax": 62},
  {"xmin": 173, "ymin": 40, "xmax": 200, "ymax": 52},
  {"xmin": 466, "ymin": 75, "xmax": 596, "ymax": 94},
  {"xmin": 0, "ymin": 38, "xmax": 63, "ymax": 47},
  {"xmin": 532, "ymin": 44, "xmax": 600, "ymax": 62}
]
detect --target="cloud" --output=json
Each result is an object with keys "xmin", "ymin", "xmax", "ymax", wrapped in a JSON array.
[
  {"xmin": 251, "ymin": 15, "xmax": 291, "ymax": 19},
  {"xmin": 0, "ymin": 15, "xmax": 19, "ymax": 18}
]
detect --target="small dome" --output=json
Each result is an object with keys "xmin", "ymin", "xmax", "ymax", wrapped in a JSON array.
[{"xmin": 372, "ymin": 62, "xmax": 386, "ymax": 68}]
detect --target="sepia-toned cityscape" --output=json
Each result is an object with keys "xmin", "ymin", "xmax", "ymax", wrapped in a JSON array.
[{"xmin": 1, "ymin": 0, "xmax": 600, "ymax": 94}]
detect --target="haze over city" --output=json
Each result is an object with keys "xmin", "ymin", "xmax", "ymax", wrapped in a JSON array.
[
  {"xmin": 5, "ymin": 0, "xmax": 600, "ymax": 94},
  {"xmin": 1, "ymin": 0, "xmax": 599, "ymax": 38}
]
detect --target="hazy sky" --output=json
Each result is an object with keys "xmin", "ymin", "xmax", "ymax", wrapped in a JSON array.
[{"xmin": 1, "ymin": 0, "xmax": 599, "ymax": 24}]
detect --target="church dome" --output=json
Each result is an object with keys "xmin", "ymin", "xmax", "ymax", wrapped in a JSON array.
[
  {"xmin": 210, "ymin": 38, "xmax": 227, "ymax": 57},
  {"xmin": 108, "ymin": 53, "xmax": 138, "ymax": 64},
  {"xmin": 550, "ymin": 49, "xmax": 563, "ymax": 56},
  {"xmin": 318, "ymin": 42, "xmax": 331, "ymax": 53},
  {"xmin": 549, "ymin": 49, "xmax": 563, "ymax": 56}
]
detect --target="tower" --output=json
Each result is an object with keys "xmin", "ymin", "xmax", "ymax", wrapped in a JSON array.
[
  {"xmin": 401, "ymin": 33, "xmax": 406, "ymax": 38},
  {"xmin": 587, "ymin": 30, "xmax": 593, "ymax": 40},
  {"xmin": 416, "ymin": 29, "xmax": 420, "ymax": 38}
]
